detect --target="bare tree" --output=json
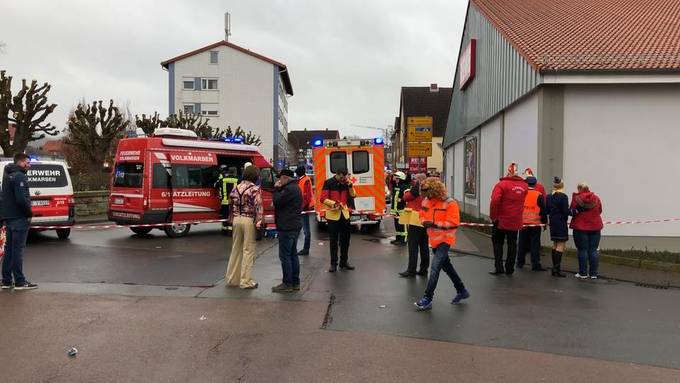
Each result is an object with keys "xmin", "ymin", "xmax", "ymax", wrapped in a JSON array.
[
  {"xmin": 135, "ymin": 112, "xmax": 163, "ymax": 135},
  {"xmin": 0, "ymin": 70, "xmax": 58, "ymax": 155},
  {"xmin": 65, "ymin": 100, "xmax": 129, "ymax": 181},
  {"xmin": 162, "ymin": 110, "xmax": 214, "ymax": 138}
]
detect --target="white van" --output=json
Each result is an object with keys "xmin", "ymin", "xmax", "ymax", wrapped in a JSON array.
[{"xmin": 0, "ymin": 159, "xmax": 75, "ymax": 239}]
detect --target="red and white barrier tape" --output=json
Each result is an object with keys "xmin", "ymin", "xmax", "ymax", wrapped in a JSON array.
[{"xmin": 28, "ymin": 213, "xmax": 680, "ymax": 231}]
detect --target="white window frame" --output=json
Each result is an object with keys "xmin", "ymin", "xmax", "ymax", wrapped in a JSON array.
[
  {"xmin": 200, "ymin": 103, "xmax": 219, "ymax": 117},
  {"xmin": 182, "ymin": 79, "xmax": 194, "ymax": 90},
  {"xmin": 201, "ymin": 78, "xmax": 218, "ymax": 90},
  {"xmin": 183, "ymin": 104, "xmax": 195, "ymax": 114},
  {"xmin": 209, "ymin": 51, "xmax": 218, "ymax": 65}
]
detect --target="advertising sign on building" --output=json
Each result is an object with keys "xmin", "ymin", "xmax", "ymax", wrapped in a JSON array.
[
  {"xmin": 459, "ymin": 39, "xmax": 476, "ymax": 90},
  {"xmin": 409, "ymin": 157, "xmax": 427, "ymax": 173},
  {"xmin": 464, "ymin": 137, "xmax": 477, "ymax": 197}
]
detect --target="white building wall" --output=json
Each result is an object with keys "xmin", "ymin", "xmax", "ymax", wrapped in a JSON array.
[
  {"xmin": 453, "ymin": 140, "xmax": 464, "ymax": 201},
  {"xmin": 503, "ymin": 93, "xmax": 539, "ymax": 174},
  {"xmin": 172, "ymin": 46, "xmax": 276, "ymax": 162},
  {"xmin": 563, "ymin": 83, "xmax": 680, "ymax": 237},
  {"xmin": 479, "ymin": 115, "xmax": 502, "ymax": 216}
]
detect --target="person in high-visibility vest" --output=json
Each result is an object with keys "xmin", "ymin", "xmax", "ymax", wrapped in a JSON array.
[
  {"xmin": 320, "ymin": 168, "xmax": 356, "ymax": 272},
  {"xmin": 398, "ymin": 173, "xmax": 429, "ymax": 278},
  {"xmin": 218, "ymin": 166, "xmax": 239, "ymax": 232},
  {"xmin": 413, "ymin": 177, "xmax": 470, "ymax": 311},
  {"xmin": 516, "ymin": 176, "xmax": 548, "ymax": 270},
  {"xmin": 295, "ymin": 165, "xmax": 314, "ymax": 256},
  {"xmin": 390, "ymin": 171, "xmax": 409, "ymax": 246}
]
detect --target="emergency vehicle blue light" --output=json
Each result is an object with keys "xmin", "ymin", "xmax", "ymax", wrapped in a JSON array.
[
  {"xmin": 374, "ymin": 137, "xmax": 384, "ymax": 145},
  {"xmin": 233, "ymin": 137, "xmax": 244, "ymax": 144},
  {"xmin": 29, "ymin": 156, "xmax": 39, "ymax": 162},
  {"xmin": 312, "ymin": 139, "xmax": 323, "ymax": 147}
]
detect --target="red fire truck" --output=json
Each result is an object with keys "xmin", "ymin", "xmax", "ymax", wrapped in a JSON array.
[{"xmin": 108, "ymin": 128, "xmax": 277, "ymax": 238}]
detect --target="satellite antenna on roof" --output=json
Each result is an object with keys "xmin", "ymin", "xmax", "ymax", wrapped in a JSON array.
[{"xmin": 224, "ymin": 12, "xmax": 231, "ymax": 41}]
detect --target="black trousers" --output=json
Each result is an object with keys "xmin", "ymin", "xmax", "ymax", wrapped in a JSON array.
[
  {"xmin": 328, "ymin": 215, "xmax": 351, "ymax": 266},
  {"xmin": 517, "ymin": 226, "xmax": 542, "ymax": 267},
  {"xmin": 220, "ymin": 204, "xmax": 231, "ymax": 230},
  {"xmin": 492, "ymin": 224, "xmax": 518, "ymax": 273},
  {"xmin": 407, "ymin": 225, "xmax": 429, "ymax": 272}
]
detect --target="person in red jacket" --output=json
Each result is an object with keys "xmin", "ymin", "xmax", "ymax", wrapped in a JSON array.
[
  {"xmin": 570, "ymin": 182, "xmax": 604, "ymax": 279},
  {"xmin": 489, "ymin": 162, "xmax": 528, "ymax": 276},
  {"xmin": 295, "ymin": 166, "xmax": 314, "ymax": 256}
]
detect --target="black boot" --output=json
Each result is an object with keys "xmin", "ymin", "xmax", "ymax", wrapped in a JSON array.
[{"xmin": 552, "ymin": 250, "xmax": 566, "ymax": 278}]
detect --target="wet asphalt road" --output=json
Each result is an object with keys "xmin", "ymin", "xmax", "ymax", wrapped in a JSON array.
[{"xmin": 18, "ymin": 222, "xmax": 680, "ymax": 370}]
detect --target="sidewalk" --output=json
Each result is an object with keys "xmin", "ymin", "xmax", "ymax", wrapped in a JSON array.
[{"xmin": 458, "ymin": 227, "xmax": 680, "ymax": 288}]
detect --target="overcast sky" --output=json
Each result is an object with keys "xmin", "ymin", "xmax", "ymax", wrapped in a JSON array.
[{"xmin": 0, "ymin": 0, "xmax": 467, "ymax": 139}]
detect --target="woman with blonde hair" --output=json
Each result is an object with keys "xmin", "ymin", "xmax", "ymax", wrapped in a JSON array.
[
  {"xmin": 226, "ymin": 165, "xmax": 263, "ymax": 289},
  {"xmin": 414, "ymin": 177, "xmax": 470, "ymax": 310},
  {"xmin": 545, "ymin": 177, "xmax": 569, "ymax": 277},
  {"xmin": 570, "ymin": 181, "xmax": 604, "ymax": 279}
]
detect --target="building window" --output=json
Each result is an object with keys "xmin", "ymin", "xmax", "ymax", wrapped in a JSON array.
[
  {"xmin": 201, "ymin": 104, "xmax": 219, "ymax": 116},
  {"xmin": 183, "ymin": 104, "xmax": 195, "ymax": 114},
  {"xmin": 183, "ymin": 79, "xmax": 194, "ymax": 90},
  {"xmin": 352, "ymin": 151, "xmax": 369, "ymax": 174},
  {"xmin": 329, "ymin": 151, "xmax": 347, "ymax": 174},
  {"xmin": 210, "ymin": 51, "xmax": 218, "ymax": 64},
  {"xmin": 201, "ymin": 78, "xmax": 218, "ymax": 90}
]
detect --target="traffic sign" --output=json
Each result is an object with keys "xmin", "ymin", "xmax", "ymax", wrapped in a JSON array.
[
  {"xmin": 407, "ymin": 126, "xmax": 432, "ymax": 142},
  {"xmin": 407, "ymin": 143, "xmax": 432, "ymax": 157}
]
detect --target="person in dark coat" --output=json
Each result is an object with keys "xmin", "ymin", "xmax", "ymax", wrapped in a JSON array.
[
  {"xmin": 545, "ymin": 177, "xmax": 569, "ymax": 277},
  {"xmin": 1, "ymin": 153, "xmax": 38, "ymax": 290},
  {"xmin": 271, "ymin": 169, "xmax": 303, "ymax": 293}
]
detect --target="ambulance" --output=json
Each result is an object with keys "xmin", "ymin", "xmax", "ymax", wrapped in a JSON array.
[
  {"xmin": 311, "ymin": 137, "xmax": 386, "ymax": 230},
  {"xmin": 108, "ymin": 128, "xmax": 277, "ymax": 238},
  {"xmin": 0, "ymin": 158, "xmax": 75, "ymax": 239}
]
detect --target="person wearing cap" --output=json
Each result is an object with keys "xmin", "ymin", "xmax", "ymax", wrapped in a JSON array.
[
  {"xmin": 516, "ymin": 176, "xmax": 548, "ymax": 271},
  {"xmin": 320, "ymin": 168, "xmax": 356, "ymax": 272},
  {"xmin": 570, "ymin": 182, "xmax": 604, "ymax": 279},
  {"xmin": 399, "ymin": 173, "xmax": 429, "ymax": 278},
  {"xmin": 523, "ymin": 168, "xmax": 546, "ymax": 199},
  {"xmin": 295, "ymin": 165, "xmax": 314, "ymax": 256},
  {"xmin": 413, "ymin": 177, "xmax": 470, "ymax": 310},
  {"xmin": 271, "ymin": 169, "xmax": 303, "ymax": 292},
  {"xmin": 489, "ymin": 162, "xmax": 528, "ymax": 276},
  {"xmin": 390, "ymin": 171, "xmax": 409, "ymax": 246},
  {"xmin": 546, "ymin": 176, "xmax": 569, "ymax": 277}
]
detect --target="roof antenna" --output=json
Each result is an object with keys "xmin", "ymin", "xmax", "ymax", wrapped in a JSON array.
[{"xmin": 224, "ymin": 12, "xmax": 231, "ymax": 42}]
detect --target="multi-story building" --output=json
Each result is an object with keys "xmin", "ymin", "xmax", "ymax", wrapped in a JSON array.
[{"xmin": 161, "ymin": 40, "xmax": 293, "ymax": 166}]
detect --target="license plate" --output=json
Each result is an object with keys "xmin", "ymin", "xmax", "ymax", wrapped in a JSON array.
[
  {"xmin": 113, "ymin": 198, "xmax": 124, "ymax": 205},
  {"xmin": 31, "ymin": 199, "xmax": 50, "ymax": 207},
  {"xmin": 350, "ymin": 215, "xmax": 361, "ymax": 222}
]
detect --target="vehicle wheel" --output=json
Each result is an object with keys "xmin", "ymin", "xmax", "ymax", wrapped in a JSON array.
[
  {"xmin": 130, "ymin": 227, "xmax": 153, "ymax": 235},
  {"xmin": 164, "ymin": 223, "xmax": 191, "ymax": 238},
  {"xmin": 56, "ymin": 228, "xmax": 71, "ymax": 240}
]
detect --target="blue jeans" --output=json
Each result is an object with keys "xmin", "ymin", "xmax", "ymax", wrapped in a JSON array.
[
  {"xmin": 278, "ymin": 230, "xmax": 301, "ymax": 285},
  {"xmin": 1, "ymin": 218, "xmax": 30, "ymax": 285},
  {"xmin": 573, "ymin": 230, "xmax": 601, "ymax": 276},
  {"xmin": 299, "ymin": 214, "xmax": 311, "ymax": 252},
  {"xmin": 424, "ymin": 244, "xmax": 465, "ymax": 299}
]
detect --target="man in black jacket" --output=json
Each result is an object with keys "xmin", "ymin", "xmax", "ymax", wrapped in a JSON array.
[
  {"xmin": 271, "ymin": 169, "xmax": 303, "ymax": 293},
  {"xmin": 2, "ymin": 153, "xmax": 38, "ymax": 290}
]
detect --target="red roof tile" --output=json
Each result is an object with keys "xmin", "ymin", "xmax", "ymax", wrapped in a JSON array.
[
  {"xmin": 161, "ymin": 41, "xmax": 293, "ymax": 95},
  {"xmin": 472, "ymin": 0, "xmax": 680, "ymax": 72}
]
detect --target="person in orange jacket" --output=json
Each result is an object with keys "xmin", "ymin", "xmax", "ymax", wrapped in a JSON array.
[
  {"xmin": 516, "ymin": 176, "xmax": 548, "ymax": 270},
  {"xmin": 413, "ymin": 177, "xmax": 470, "ymax": 311}
]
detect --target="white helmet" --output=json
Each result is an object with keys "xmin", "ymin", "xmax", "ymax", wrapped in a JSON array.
[{"xmin": 394, "ymin": 171, "xmax": 406, "ymax": 181}]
